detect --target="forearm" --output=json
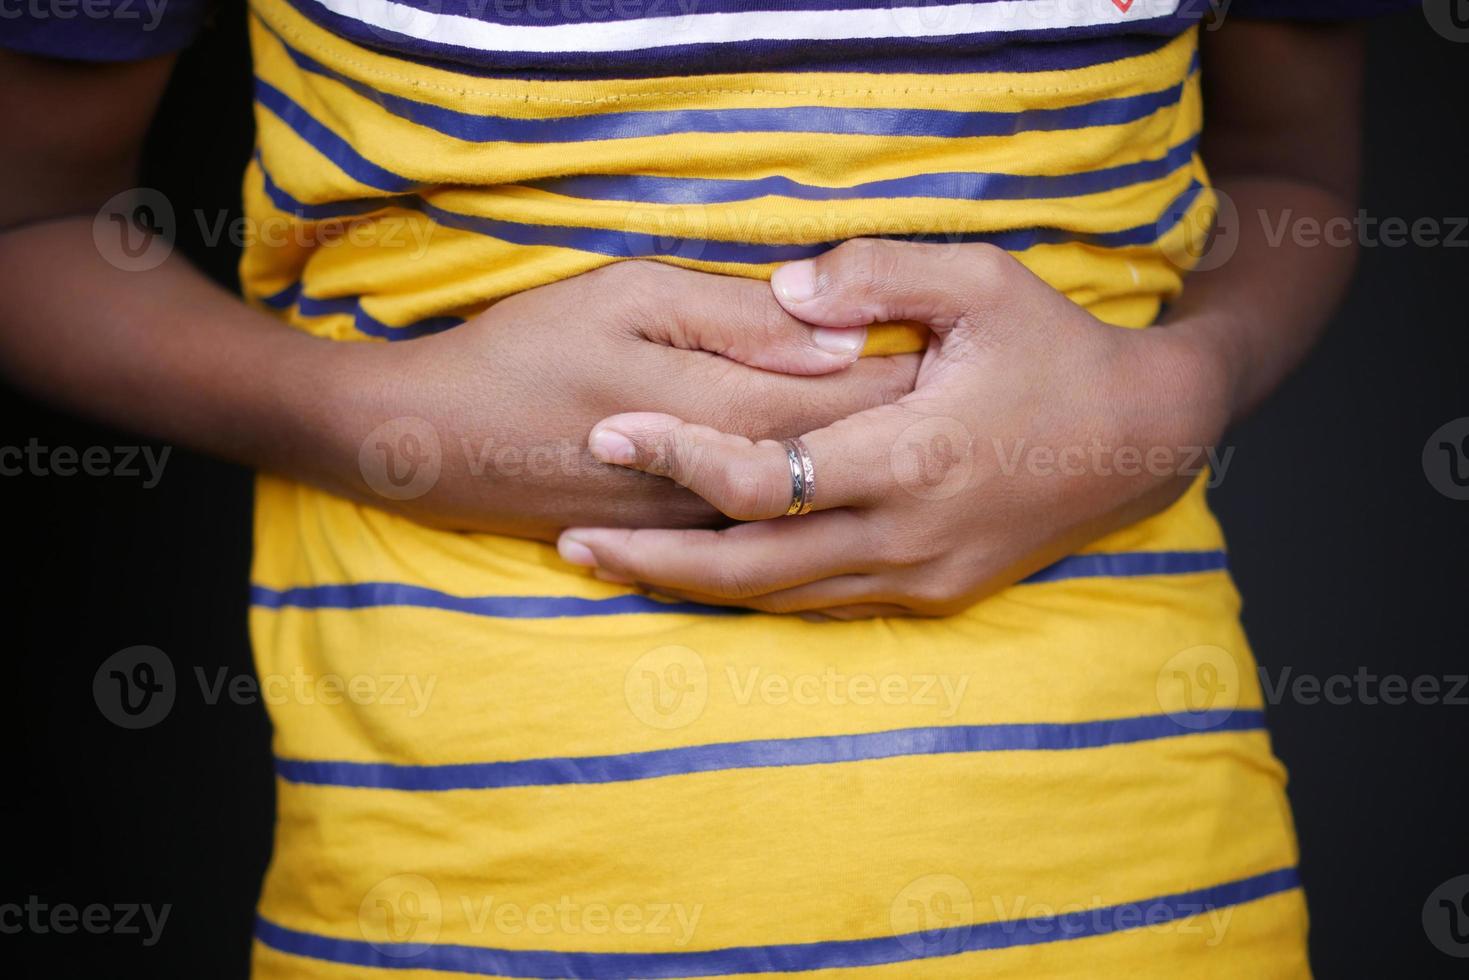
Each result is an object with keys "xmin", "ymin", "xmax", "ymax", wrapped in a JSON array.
[
  {"xmin": 1161, "ymin": 175, "xmax": 1358, "ymax": 426},
  {"xmin": 0, "ymin": 216, "xmax": 366, "ymax": 497},
  {"xmin": 1166, "ymin": 20, "xmax": 1364, "ymax": 429}
]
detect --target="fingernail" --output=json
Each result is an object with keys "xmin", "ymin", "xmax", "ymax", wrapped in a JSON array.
[
  {"xmin": 772, "ymin": 260, "xmax": 817, "ymax": 303},
  {"xmin": 558, "ymin": 536, "xmax": 597, "ymax": 567},
  {"xmin": 811, "ymin": 326, "xmax": 865, "ymax": 355},
  {"xmin": 590, "ymin": 428, "xmax": 636, "ymax": 465}
]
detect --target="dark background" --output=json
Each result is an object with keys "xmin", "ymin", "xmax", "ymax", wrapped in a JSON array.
[{"xmin": 4, "ymin": 8, "xmax": 1466, "ymax": 977}]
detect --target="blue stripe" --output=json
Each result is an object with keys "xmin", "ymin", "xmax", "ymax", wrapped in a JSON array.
[
  {"xmin": 248, "ymin": 551, "xmax": 1228, "ymax": 620},
  {"xmin": 253, "ymin": 118, "xmax": 1206, "ymax": 265},
  {"xmin": 258, "ymin": 280, "xmax": 303, "ymax": 309},
  {"xmin": 253, "ymin": 283, "xmax": 461, "ymax": 340},
  {"xmin": 253, "ymin": 77, "xmax": 415, "ymax": 193},
  {"xmin": 1021, "ymin": 548, "xmax": 1228, "ymax": 583},
  {"xmin": 526, "ymin": 135, "xmax": 1200, "ymax": 205},
  {"xmin": 254, "ymin": 866, "xmax": 1299, "ymax": 977},
  {"xmin": 249, "ymin": 582, "xmax": 737, "ymax": 618},
  {"xmin": 294, "ymin": 293, "xmax": 462, "ymax": 340},
  {"xmin": 274, "ymin": 710, "xmax": 1267, "ymax": 792},
  {"xmin": 269, "ymin": 33, "xmax": 1188, "ymax": 144}
]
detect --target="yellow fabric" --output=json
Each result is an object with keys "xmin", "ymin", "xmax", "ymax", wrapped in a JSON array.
[{"xmin": 238, "ymin": 0, "xmax": 1308, "ymax": 974}]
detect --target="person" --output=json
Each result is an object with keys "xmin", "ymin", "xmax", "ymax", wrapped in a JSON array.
[{"xmin": 0, "ymin": 0, "xmax": 1409, "ymax": 975}]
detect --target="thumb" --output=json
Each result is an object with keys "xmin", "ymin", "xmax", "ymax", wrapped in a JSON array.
[
  {"xmin": 770, "ymin": 239, "xmax": 1019, "ymax": 335},
  {"xmin": 636, "ymin": 266, "xmax": 866, "ymax": 375}
]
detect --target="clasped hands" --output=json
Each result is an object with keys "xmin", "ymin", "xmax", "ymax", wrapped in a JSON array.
[{"xmin": 555, "ymin": 239, "xmax": 1232, "ymax": 620}]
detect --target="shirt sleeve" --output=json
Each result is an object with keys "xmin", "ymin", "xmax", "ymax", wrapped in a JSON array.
[
  {"xmin": 0, "ymin": 0, "xmax": 212, "ymax": 61},
  {"xmin": 1227, "ymin": 0, "xmax": 1423, "ymax": 20}
]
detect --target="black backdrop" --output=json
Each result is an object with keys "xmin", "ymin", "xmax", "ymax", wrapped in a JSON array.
[{"xmin": 4, "ymin": 8, "xmax": 1466, "ymax": 977}]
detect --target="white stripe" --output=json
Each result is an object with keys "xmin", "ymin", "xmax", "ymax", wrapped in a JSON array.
[{"xmin": 306, "ymin": 0, "xmax": 1182, "ymax": 55}]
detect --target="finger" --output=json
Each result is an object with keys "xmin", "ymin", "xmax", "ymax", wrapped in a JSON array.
[
  {"xmin": 630, "ymin": 263, "xmax": 867, "ymax": 375},
  {"xmin": 557, "ymin": 511, "xmax": 865, "ymax": 598},
  {"xmin": 586, "ymin": 410, "xmax": 895, "ymax": 519},
  {"xmin": 770, "ymin": 239, "xmax": 1027, "ymax": 335}
]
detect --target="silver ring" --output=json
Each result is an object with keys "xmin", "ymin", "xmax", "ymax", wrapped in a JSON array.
[{"xmin": 782, "ymin": 437, "xmax": 816, "ymax": 516}]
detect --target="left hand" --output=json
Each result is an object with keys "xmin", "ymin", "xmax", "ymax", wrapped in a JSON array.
[{"xmin": 557, "ymin": 240, "xmax": 1233, "ymax": 618}]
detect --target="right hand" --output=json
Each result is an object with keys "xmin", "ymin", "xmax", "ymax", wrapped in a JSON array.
[{"xmin": 327, "ymin": 261, "xmax": 919, "ymax": 540}]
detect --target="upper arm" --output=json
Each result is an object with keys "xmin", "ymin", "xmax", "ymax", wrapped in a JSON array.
[
  {"xmin": 0, "ymin": 50, "xmax": 176, "ymax": 228},
  {"xmin": 1199, "ymin": 21, "xmax": 1365, "ymax": 202}
]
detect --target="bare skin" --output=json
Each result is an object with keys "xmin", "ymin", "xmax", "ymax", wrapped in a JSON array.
[
  {"xmin": 0, "ymin": 51, "xmax": 918, "ymax": 542},
  {"xmin": 556, "ymin": 22, "xmax": 1367, "ymax": 617},
  {"xmin": 2, "ymin": 22, "xmax": 1363, "ymax": 603}
]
